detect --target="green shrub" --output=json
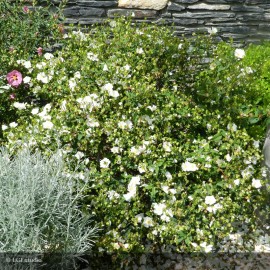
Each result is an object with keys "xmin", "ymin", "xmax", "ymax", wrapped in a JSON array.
[
  {"xmin": 195, "ymin": 41, "xmax": 270, "ymax": 139},
  {"xmin": 0, "ymin": 147, "xmax": 98, "ymax": 267},
  {"xmin": 0, "ymin": 18, "xmax": 269, "ymax": 266}
]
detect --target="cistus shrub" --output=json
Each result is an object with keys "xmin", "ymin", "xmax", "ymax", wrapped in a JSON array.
[
  {"xmin": 0, "ymin": 18, "xmax": 269, "ymax": 267},
  {"xmin": 0, "ymin": 0, "xmax": 64, "ymax": 138},
  {"xmin": 0, "ymin": 147, "xmax": 98, "ymax": 268}
]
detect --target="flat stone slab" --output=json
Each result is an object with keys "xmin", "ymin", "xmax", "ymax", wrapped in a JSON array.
[{"xmin": 118, "ymin": 0, "xmax": 168, "ymax": 10}]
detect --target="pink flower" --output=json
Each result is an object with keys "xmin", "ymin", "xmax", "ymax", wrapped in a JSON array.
[
  {"xmin": 23, "ymin": 6, "xmax": 29, "ymax": 13},
  {"xmin": 37, "ymin": 47, "xmax": 43, "ymax": 56},
  {"xmin": 6, "ymin": 70, "xmax": 23, "ymax": 88},
  {"xmin": 9, "ymin": 93, "xmax": 16, "ymax": 100}
]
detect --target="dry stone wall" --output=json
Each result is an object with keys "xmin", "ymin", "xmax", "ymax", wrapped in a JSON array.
[{"xmin": 53, "ymin": 0, "xmax": 270, "ymax": 44}]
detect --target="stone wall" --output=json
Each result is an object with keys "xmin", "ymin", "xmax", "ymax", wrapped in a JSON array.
[{"xmin": 54, "ymin": 0, "xmax": 270, "ymax": 44}]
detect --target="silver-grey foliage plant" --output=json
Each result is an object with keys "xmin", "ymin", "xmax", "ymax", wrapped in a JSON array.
[{"xmin": 0, "ymin": 147, "xmax": 98, "ymax": 254}]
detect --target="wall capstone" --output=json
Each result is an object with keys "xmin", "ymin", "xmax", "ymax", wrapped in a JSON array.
[{"xmin": 118, "ymin": 0, "xmax": 169, "ymax": 11}]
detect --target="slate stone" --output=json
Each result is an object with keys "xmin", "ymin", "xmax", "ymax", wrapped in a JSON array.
[
  {"xmin": 79, "ymin": 8, "xmax": 105, "ymax": 17},
  {"xmin": 173, "ymin": 0, "xmax": 199, "ymax": 3},
  {"xmin": 173, "ymin": 12, "xmax": 235, "ymax": 19},
  {"xmin": 63, "ymin": 7, "xmax": 80, "ymax": 17},
  {"xmin": 108, "ymin": 9, "xmax": 157, "ymax": 18},
  {"xmin": 167, "ymin": 3, "xmax": 185, "ymax": 12},
  {"xmin": 78, "ymin": 1, "xmax": 117, "ymax": 8},
  {"xmin": 231, "ymin": 5, "xmax": 264, "ymax": 12}
]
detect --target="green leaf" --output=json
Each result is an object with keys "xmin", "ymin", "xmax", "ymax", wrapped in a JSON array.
[{"xmin": 248, "ymin": 117, "xmax": 260, "ymax": 124}]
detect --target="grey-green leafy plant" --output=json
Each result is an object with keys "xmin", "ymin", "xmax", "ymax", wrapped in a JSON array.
[{"xmin": 0, "ymin": 147, "xmax": 98, "ymax": 262}]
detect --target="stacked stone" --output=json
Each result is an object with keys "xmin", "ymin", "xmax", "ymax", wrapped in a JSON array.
[{"xmin": 54, "ymin": 0, "xmax": 270, "ymax": 44}]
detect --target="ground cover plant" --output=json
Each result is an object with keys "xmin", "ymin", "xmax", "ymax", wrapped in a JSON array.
[{"xmin": 0, "ymin": 2, "xmax": 270, "ymax": 268}]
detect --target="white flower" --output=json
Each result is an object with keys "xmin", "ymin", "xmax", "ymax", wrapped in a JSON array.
[
  {"xmin": 77, "ymin": 94, "xmax": 101, "ymax": 110},
  {"xmin": 165, "ymin": 171, "xmax": 172, "ymax": 180},
  {"xmin": 87, "ymin": 117, "xmax": 99, "ymax": 127},
  {"xmin": 74, "ymin": 71, "xmax": 81, "ymax": 79},
  {"xmin": 125, "ymin": 120, "xmax": 133, "ymax": 129},
  {"xmin": 0, "ymin": 85, "xmax": 11, "ymax": 90},
  {"xmin": 152, "ymin": 203, "xmax": 166, "ymax": 216},
  {"xmin": 73, "ymin": 30, "xmax": 87, "ymax": 40},
  {"xmin": 169, "ymin": 188, "xmax": 176, "ymax": 195},
  {"xmin": 118, "ymin": 120, "xmax": 133, "ymax": 130},
  {"xmin": 128, "ymin": 176, "xmax": 140, "ymax": 193},
  {"xmin": 103, "ymin": 64, "xmax": 109, "ymax": 71},
  {"xmin": 36, "ymin": 62, "xmax": 46, "ymax": 69},
  {"xmin": 234, "ymin": 48, "xmax": 245, "ymax": 59},
  {"xmin": 2, "ymin": 124, "xmax": 8, "ymax": 130},
  {"xmin": 142, "ymin": 217, "xmax": 154, "ymax": 228},
  {"xmin": 178, "ymin": 43, "xmax": 183, "ymax": 50},
  {"xmin": 111, "ymin": 147, "xmax": 120, "ymax": 154},
  {"xmin": 23, "ymin": 76, "xmax": 31, "ymax": 84},
  {"xmin": 142, "ymin": 115, "xmax": 153, "ymax": 125},
  {"xmin": 181, "ymin": 161, "xmax": 199, "ymax": 172},
  {"xmin": 69, "ymin": 78, "xmax": 77, "ymax": 90},
  {"xmin": 124, "ymin": 64, "xmax": 131, "ymax": 71},
  {"xmin": 225, "ymin": 154, "xmax": 232, "ymax": 162},
  {"xmin": 43, "ymin": 103, "xmax": 52, "ymax": 112},
  {"xmin": 200, "ymin": 242, "xmax": 213, "ymax": 253},
  {"xmin": 42, "ymin": 121, "xmax": 53, "ymax": 129},
  {"xmin": 102, "ymin": 83, "xmax": 114, "ymax": 92},
  {"xmin": 227, "ymin": 123, "xmax": 237, "ymax": 132},
  {"xmin": 147, "ymin": 105, "xmax": 157, "ymax": 111},
  {"xmin": 208, "ymin": 27, "xmax": 218, "ymax": 35},
  {"xmin": 123, "ymin": 244, "xmax": 129, "ymax": 249},
  {"xmin": 118, "ymin": 121, "xmax": 127, "ymax": 129},
  {"xmin": 61, "ymin": 100, "xmax": 67, "ymax": 111},
  {"xmin": 100, "ymin": 158, "xmax": 111, "ymax": 168},
  {"xmin": 17, "ymin": 59, "xmax": 32, "ymax": 69},
  {"xmin": 87, "ymin": 52, "xmax": 99, "ymax": 61},
  {"xmin": 161, "ymin": 214, "xmax": 170, "ymax": 222},
  {"xmin": 234, "ymin": 179, "xmax": 240, "ymax": 185},
  {"xmin": 31, "ymin": 108, "xmax": 39, "ymax": 115},
  {"xmin": 123, "ymin": 192, "xmax": 135, "ymax": 202},
  {"xmin": 253, "ymin": 140, "xmax": 260, "ymax": 148},
  {"xmin": 23, "ymin": 61, "xmax": 32, "ymax": 69},
  {"xmin": 37, "ymin": 72, "xmax": 50, "ymax": 83},
  {"xmin": 252, "ymin": 178, "xmax": 262, "ymax": 189},
  {"xmin": 107, "ymin": 190, "xmax": 120, "ymax": 200},
  {"xmin": 161, "ymin": 185, "xmax": 169, "ymax": 194},
  {"xmin": 163, "ymin": 141, "xmax": 172, "ymax": 152},
  {"xmin": 9, "ymin": 122, "xmax": 18, "ymax": 128},
  {"xmin": 138, "ymin": 163, "xmax": 147, "ymax": 173},
  {"xmin": 75, "ymin": 151, "xmax": 84, "ymax": 160},
  {"xmin": 245, "ymin": 67, "xmax": 253, "ymax": 74},
  {"xmin": 130, "ymin": 145, "xmax": 146, "ymax": 156},
  {"xmin": 207, "ymin": 203, "xmax": 222, "ymax": 213},
  {"xmin": 112, "ymin": 243, "xmax": 120, "ymax": 250},
  {"xmin": 205, "ymin": 195, "xmax": 216, "ymax": 205},
  {"xmin": 44, "ymin": 53, "xmax": 54, "ymax": 60},
  {"xmin": 13, "ymin": 102, "xmax": 27, "ymax": 110},
  {"xmin": 109, "ymin": 90, "xmax": 119, "ymax": 98},
  {"xmin": 109, "ymin": 20, "xmax": 117, "ymax": 28},
  {"xmin": 136, "ymin": 48, "xmax": 144, "ymax": 54},
  {"xmin": 135, "ymin": 213, "xmax": 144, "ymax": 223}
]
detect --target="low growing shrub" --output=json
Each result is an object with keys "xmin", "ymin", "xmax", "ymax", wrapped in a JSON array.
[{"xmin": 0, "ymin": 18, "xmax": 269, "ymax": 267}]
